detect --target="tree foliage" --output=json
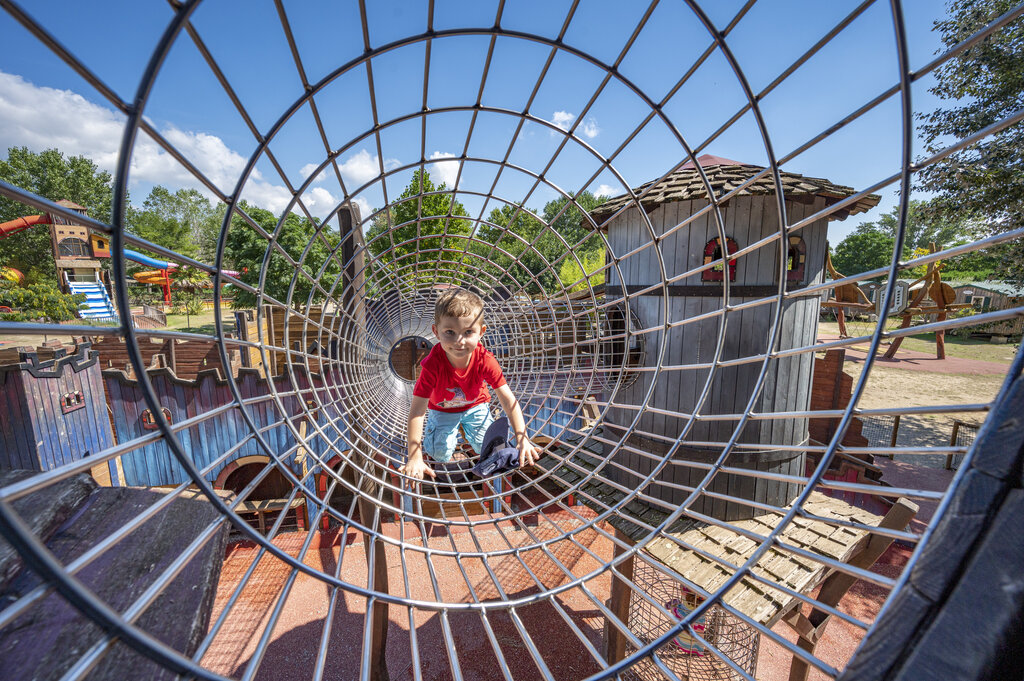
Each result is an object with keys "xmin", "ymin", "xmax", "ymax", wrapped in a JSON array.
[
  {"xmin": 366, "ymin": 170, "xmax": 471, "ymax": 288},
  {"xmin": 831, "ymin": 200, "xmax": 994, "ymax": 279},
  {"xmin": 0, "ymin": 280, "xmax": 85, "ymax": 322},
  {"xmin": 473, "ymin": 191, "xmax": 607, "ymax": 295},
  {"xmin": 225, "ymin": 202, "xmax": 341, "ymax": 309},
  {"xmin": 917, "ymin": 0, "xmax": 1024, "ymax": 283},
  {"xmin": 128, "ymin": 186, "xmax": 221, "ymax": 263},
  {"xmin": 0, "ymin": 147, "xmax": 113, "ymax": 282}
]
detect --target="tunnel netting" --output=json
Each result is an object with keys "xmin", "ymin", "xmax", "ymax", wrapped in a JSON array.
[{"xmin": 1, "ymin": 2, "xmax": 1023, "ymax": 680}]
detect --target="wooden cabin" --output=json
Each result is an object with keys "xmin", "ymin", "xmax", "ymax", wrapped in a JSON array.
[
  {"xmin": 948, "ymin": 280, "xmax": 1024, "ymax": 337},
  {"xmin": 589, "ymin": 155, "xmax": 879, "ymax": 520}
]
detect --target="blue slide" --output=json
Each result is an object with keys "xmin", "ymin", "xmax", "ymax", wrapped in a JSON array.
[{"xmin": 124, "ymin": 248, "xmax": 173, "ymax": 269}]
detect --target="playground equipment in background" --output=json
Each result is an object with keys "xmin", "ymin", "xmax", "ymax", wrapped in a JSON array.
[
  {"xmin": 820, "ymin": 251, "xmax": 876, "ymax": 338},
  {"xmin": 0, "ymin": 266, "xmax": 24, "ymax": 284},
  {"xmin": 0, "ymin": 206, "xmax": 239, "ymax": 308},
  {"xmin": 0, "ymin": 202, "xmax": 117, "ymax": 320},
  {"xmin": 125, "ymin": 248, "xmax": 241, "ymax": 304},
  {"xmin": 881, "ymin": 242, "xmax": 973, "ymax": 360}
]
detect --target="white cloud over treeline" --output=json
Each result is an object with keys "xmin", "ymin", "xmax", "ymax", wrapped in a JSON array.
[{"xmin": 0, "ymin": 70, "xmax": 376, "ymax": 219}]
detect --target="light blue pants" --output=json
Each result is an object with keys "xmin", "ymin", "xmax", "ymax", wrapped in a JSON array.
[{"xmin": 422, "ymin": 403, "xmax": 494, "ymax": 463}]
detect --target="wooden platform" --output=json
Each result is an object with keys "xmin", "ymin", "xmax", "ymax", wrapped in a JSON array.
[
  {"xmin": 535, "ymin": 436, "xmax": 903, "ymax": 625},
  {"xmin": 642, "ymin": 492, "xmax": 885, "ymax": 627},
  {"xmin": 0, "ymin": 472, "xmax": 230, "ymax": 680}
]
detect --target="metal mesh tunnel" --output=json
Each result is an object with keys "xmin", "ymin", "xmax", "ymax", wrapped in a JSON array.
[{"xmin": 1, "ymin": 2, "xmax": 1023, "ymax": 680}]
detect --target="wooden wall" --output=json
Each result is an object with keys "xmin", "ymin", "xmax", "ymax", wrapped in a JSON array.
[
  {"xmin": 602, "ymin": 195, "xmax": 830, "ymax": 519},
  {"xmin": 950, "ymin": 286, "xmax": 1024, "ymax": 336},
  {"xmin": 233, "ymin": 309, "xmax": 267, "ymax": 374},
  {"xmin": 0, "ymin": 344, "xmax": 116, "ymax": 478},
  {"xmin": 265, "ymin": 305, "xmax": 340, "ymax": 375},
  {"xmin": 103, "ymin": 365, "xmax": 344, "ymax": 488},
  {"xmin": 88, "ymin": 336, "xmax": 241, "ymax": 382}
]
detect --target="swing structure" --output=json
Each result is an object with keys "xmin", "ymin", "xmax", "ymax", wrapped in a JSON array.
[
  {"xmin": 1, "ymin": 3, "xmax": 1024, "ymax": 681},
  {"xmin": 881, "ymin": 243, "xmax": 974, "ymax": 360}
]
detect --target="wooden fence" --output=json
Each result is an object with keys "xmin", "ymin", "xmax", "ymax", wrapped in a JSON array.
[
  {"xmin": 103, "ymin": 365, "xmax": 345, "ymax": 488},
  {"xmin": 88, "ymin": 335, "xmax": 241, "ymax": 381}
]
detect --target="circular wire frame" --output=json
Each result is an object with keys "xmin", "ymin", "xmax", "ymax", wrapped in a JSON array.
[{"xmin": 0, "ymin": 2, "xmax": 1022, "ymax": 680}]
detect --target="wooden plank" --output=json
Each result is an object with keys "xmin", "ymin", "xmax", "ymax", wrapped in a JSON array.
[{"xmin": 0, "ymin": 485, "xmax": 229, "ymax": 681}]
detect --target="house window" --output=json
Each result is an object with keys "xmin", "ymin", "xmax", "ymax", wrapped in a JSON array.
[
  {"xmin": 141, "ymin": 407, "xmax": 173, "ymax": 430},
  {"xmin": 60, "ymin": 391, "xmax": 85, "ymax": 414},
  {"xmin": 786, "ymin": 236, "xmax": 806, "ymax": 283},
  {"xmin": 970, "ymin": 295, "xmax": 989, "ymax": 312},
  {"xmin": 702, "ymin": 237, "xmax": 738, "ymax": 282},
  {"xmin": 57, "ymin": 237, "xmax": 90, "ymax": 258}
]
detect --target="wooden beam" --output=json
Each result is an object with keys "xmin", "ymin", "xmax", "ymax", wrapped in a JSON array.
[{"xmin": 604, "ymin": 526, "xmax": 635, "ymax": 665}]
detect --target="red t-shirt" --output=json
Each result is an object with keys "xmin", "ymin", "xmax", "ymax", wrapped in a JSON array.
[{"xmin": 413, "ymin": 343, "xmax": 506, "ymax": 412}]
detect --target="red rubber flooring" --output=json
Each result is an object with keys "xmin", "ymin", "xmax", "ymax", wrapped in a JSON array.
[{"xmin": 201, "ymin": 516, "xmax": 913, "ymax": 681}]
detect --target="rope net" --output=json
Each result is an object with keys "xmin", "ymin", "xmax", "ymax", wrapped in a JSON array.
[{"xmin": 0, "ymin": 2, "xmax": 1022, "ymax": 680}]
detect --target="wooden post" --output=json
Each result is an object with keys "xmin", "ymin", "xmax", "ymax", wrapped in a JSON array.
[
  {"xmin": 338, "ymin": 200, "xmax": 387, "ymax": 679},
  {"xmin": 946, "ymin": 421, "xmax": 962, "ymax": 470},
  {"xmin": 835, "ymin": 307, "xmax": 848, "ymax": 338},
  {"xmin": 604, "ymin": 527, "xmax": 635, "ymax": 665},
  {"xmin": 882, "ymin": 313, "xmax": 913, "ymax": 359},
  {"xmin": 357, "ymin": 489, "xmax": 390, "ymax": 681},
  {"xmin": 785, "ymin": 498, "xmax": 918, "ymax": 681},
  {"xmin": 887, "ymin": 414, "xmax": 900, "ymax": 459}
]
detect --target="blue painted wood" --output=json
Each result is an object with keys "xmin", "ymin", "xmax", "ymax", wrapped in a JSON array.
[
  {"xmin": 103, "ymin": 365, "xmax": 328, "ymax": 487},
  {"xmin": 0, "ymin": 345, "xmax": 114, "ymax": 473}
]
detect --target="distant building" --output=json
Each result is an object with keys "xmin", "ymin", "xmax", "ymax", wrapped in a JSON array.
[{"xmin": 948, "ymin": 280, "xmax": 1024, "ymax": 336}]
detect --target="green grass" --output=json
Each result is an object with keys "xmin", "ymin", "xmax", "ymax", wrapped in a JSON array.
[
  {"xmin": 818, "ymin": 320, "xmax": 1018, "ymax": 364},
  {"xmin": 164, "ymin": 310, "xmax": 236, "ymax": 335}
]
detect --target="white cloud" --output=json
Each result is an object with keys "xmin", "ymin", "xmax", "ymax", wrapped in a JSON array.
[
  {"xmin": 427, "ymin": 151, "xmax": 460, "ymax": 189},
  {"xmin": 551, "ymin": 110, "xmax": 575, "ymax": 131},
  {"xmin": 596, "ymin": 184, "xmax": 619, "ymax": 198},
  {"xmin": 0, "ymin": 71, "xmax": 123, "ymax": 171},
  {"xmin": 337, "ymin": 149, "xmax": 401, "ymax": 187},
  {"xmin": 548, "ymin": 110, "xmax": 598, "ymax": 139},
  {"xmin": 0, "ymin": 70, "xmax": 373, "ymax": 220},
  {"xmin": 300, "ymin": 162, "xmax": 324, "ymax": 183}
]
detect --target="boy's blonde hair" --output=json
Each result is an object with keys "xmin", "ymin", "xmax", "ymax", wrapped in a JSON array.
[{"xmin": 434, "ymin": 288, "xmax": 485, "ymax": 325}]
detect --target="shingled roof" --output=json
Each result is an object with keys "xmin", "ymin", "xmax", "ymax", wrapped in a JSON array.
[{"xmin": 589, "ymin": 154, "xmax": 880, "ymax": 227}]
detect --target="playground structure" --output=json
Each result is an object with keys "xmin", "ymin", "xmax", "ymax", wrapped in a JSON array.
[
  {"xmin": 1, "ymin": 3, "xmax": 1023, "ymax": 681},
  {"xmin": 822, "ymin": 243, "xmax": 975, "ymax": 359},
  {"xmin": 0, "ymin": 204, "xmax": 240, "ymax": 313},
  {"xmin": 0, "ymin": 200, "xmax": 118, "ymax": 320}
]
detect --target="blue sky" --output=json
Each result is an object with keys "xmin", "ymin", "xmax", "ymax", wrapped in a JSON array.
[{"xmin": 0, "ymin": 0, "xmax": 952, "ymax": 244}]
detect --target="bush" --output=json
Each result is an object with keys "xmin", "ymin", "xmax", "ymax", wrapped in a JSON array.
[
  {"xmin": 184, "ymin": 295, "xmax": 204, "ymax": 316},
  {"xmin": 0, "ymin": 280, "xmax": 86, "ymax": 322}
]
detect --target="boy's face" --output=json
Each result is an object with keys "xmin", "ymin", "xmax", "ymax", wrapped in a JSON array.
[{"xmin": 432, "ymin": 313, "xmax": 486, "ymax": 361}]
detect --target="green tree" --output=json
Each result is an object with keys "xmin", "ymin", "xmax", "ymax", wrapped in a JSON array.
[
  {"xmin": 917, "ymin": 0, "xmax": 1024, "ymax": 284},
  {"xmin": 366, "ymin": 170, "xmax": 471, "ymax": 289},
  {"xmin": 225, "ymin": 202, "xmax": 342, "ymax": 309},
  {"xmin": 0, "ymin": 280, "xmax": 86, "ymax": 322},
  {"xmin": 0, "ymin": 147, "xmax": 113, "ymax": 282},
  {"xmin": 171, "ymin": 264, "xmax": 208, "ymax": 327},
  {"xmin": 475, "ymin": 203, "xmax": 547, "ymax": 293},
  {"xmin": 831, "ymin": 200, "xmax": 983, "ymax": 278},
  {"xmin": 473, "ymin": 191, "xmax": 608, "ymax": 295},
  {"xmin": 557, "ymin": 247, "xmax": 606, "ymax": 293},
  {"xmin": 831, "ymin": 229, "xmax": 899, "ymax": 278},
  {"xmin": 127, "ymin": 186, "xmax": 221, "ymax": 261}
]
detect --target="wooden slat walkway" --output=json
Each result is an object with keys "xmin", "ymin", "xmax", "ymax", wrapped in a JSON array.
[{"xmin": 535, "ymin": 436, "xmax": 887, "ymax": 626}]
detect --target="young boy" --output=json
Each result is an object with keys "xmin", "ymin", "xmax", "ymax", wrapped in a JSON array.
[{"xmin": 400, "ymin": 288, "xmax": 541, "ymax": 480}]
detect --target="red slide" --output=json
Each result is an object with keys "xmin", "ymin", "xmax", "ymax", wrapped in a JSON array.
[{"xmin": 0, "ymin": 214, "xmax": 51, "ymax": 239}]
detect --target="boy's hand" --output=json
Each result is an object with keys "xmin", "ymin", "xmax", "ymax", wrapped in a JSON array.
[
  {"xmin": 399, "ymin": 456, "xmax": 437, "ymax": 480},
  {"xmin": 517, "ymin": 438, "xmax": 541, "ymax": 468}
]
